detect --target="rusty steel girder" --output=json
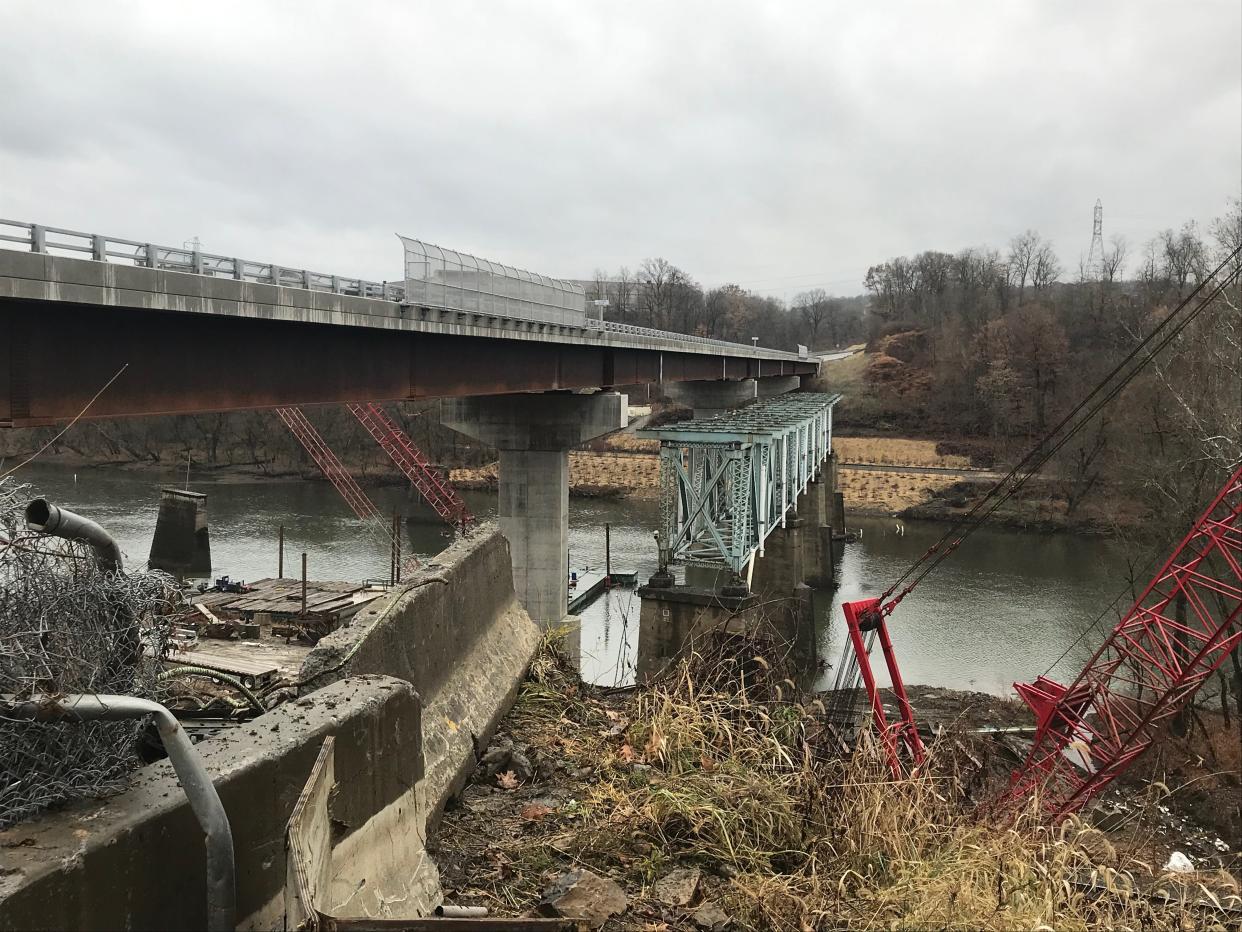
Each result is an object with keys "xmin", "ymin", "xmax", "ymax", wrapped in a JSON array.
[{"xmin": 0, "ymin": 298, "xmax": 813, "ymax": 426}]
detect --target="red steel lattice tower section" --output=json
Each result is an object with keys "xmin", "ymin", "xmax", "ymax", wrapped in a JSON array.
[
  {"xmin": 842, "ymin": 598, "xmax": 926, "ymax": 777},
  {"xmin": 275, "ymin": 406, "xmax": 379, "ymax": 520},
  {"xmin": 1005, "ymin": 463, "xmax": 1242, "ymax": 819},
  {"xmin": 347, "ymin": 402, "xmax": 474, "ymax": 528}
]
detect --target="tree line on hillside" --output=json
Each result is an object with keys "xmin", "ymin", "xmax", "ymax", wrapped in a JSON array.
[
  {"xmin": 586, "ymin": 259, "xmax": 868, "ymax": 350},
  {"xmin": 846, "ymin": 198, "xmax": 1239, "ymax": 533}
]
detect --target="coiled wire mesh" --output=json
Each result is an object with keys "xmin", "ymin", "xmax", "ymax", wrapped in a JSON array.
[{"xmin": 0, "ymin": 479, "xmax": 181, "ymax": 828}]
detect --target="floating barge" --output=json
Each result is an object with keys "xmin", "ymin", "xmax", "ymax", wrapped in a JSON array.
[{"xmin": 567, "ymin": 568, "xmax": 636, "ymax": 614}]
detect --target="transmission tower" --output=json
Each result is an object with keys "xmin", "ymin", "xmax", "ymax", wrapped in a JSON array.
[{"xmin": 1086, "ymin": 198, "xmax": 1104, "ymax": 280}]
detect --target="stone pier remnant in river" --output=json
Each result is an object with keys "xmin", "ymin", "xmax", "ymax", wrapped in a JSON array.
[{"xmin": 148, "ymin": 487, "xmax": 211, "ymax": 576}]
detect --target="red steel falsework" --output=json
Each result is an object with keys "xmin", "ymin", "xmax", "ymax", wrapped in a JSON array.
[
  {"xmin": 274, "ymin": 406, "xmax": 379, "ymax": 520},
  {"xmin": 1004, "ymin": 463, "xmax": 1242, "ymax": 819},
  {"xmin": 842, "ymin": 597, "xmax": 926, "ymax": 777},
  {"xmin": 347, "ymin": 402, "xmax": 474, "ymax": 528},
  {"xmin": 275, "ymin": 406, "xmax": 420, "ymax": 574}
]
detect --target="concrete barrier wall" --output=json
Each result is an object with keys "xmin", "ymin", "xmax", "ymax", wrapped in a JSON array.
[
  {"xmin": 300, "ymin": 523, "xmax": 542, "ymax": 821},
  {"xmin": 0, "ymin": 676, "xmax": 430, "ymax": 932}
]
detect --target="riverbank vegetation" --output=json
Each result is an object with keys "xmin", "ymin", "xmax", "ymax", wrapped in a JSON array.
[{"xmin": 432, "ymin": 634, "xmax": 1240, "ymax": 929}]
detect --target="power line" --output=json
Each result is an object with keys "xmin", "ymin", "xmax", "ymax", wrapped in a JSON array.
[{"xmin": 878, "ymin": 246, "xmax": 1241, "ymax": 615}]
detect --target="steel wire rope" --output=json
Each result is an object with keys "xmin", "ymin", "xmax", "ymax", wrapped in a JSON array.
[
  {"xmin": 875, "ymin": 248, "xmax": 1241, "ymax": 613},
  {"xmin": 884, "ymin": 268, "xmax": 1237, "ymax": 611}
]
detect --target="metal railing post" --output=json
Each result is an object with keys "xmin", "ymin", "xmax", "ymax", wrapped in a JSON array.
[
  {"xmin": 1, "ymin": 694, "xmax": 236, "ymax": 931},
  {"xmin": 331, "ymin": 274, "xmax": 341, "ymax": 294},
  {"xmin": 270, "ymin": 264, "xmax": 281, "ymax": 286},
  {"xmin": 302, "ymin": 269, "xmax": 311, "ymax": 289},
  {"xmin": 31, "ymin": 224, "xmax": 46, "ymax": 253},
  {"xmin": 145, "ymin": 243, "xmax": 159, "ymax": 269},
  {"xmin": 192, "ymin": 250, "xmax": 205, "ymax": 274},
  {"xmin": 92, "ymin": 235, "xmax": 106, "ymax": 261},
  {"xmin": 232, "ymin": 258, "xmax": 244, "ymax": 281}
]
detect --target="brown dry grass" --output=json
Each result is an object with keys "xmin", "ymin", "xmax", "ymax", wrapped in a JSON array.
[
  {"xmin": 833, "ymin": 436, "xmax": 971, "ymax": 469},
  {"xmin": 838, "ymin": 468, "xmax": 958, "ymax": 514},
  {"xmin": 434, "ymin": 635, "xmax": 1239, "ymax": 930},
  {"xmin": 451, "ymin": 451, "xmax": 659, "ymax": 496}
]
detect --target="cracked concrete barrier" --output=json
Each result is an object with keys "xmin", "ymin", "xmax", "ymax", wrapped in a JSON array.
[{"xmin": 299, "ymin": 522, "xmax": 543, "ymax": 824}]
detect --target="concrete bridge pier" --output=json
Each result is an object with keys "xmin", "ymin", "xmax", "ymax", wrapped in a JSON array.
[
  {"xmin": 441, "ymin": 392, "xmax": 627, "ymax": 626},
  {"xmin": 663, "ymin": 374, "xmax": 802, "ymax": 418},
  {"xmin": 801, "ymin": 463, "xmax": 837, "ymax": 589}
]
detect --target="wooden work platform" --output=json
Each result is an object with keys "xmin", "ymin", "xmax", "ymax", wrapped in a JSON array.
[{"xmin": 191, "ymin": 577, "xmax": 385, "ymax": 619}]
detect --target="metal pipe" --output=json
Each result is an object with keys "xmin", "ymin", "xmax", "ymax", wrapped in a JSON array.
[
  {"xmin": 1, "ymin": 693, "xmax": 235, "ymax": 931},
  {"xmin": 25, "ymin": 499, "xmax": 123, "ymax": 573}
]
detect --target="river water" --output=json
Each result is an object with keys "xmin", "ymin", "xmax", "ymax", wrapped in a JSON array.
[{"xmin": 10, "ymin": 463, "xmax": 1131, "ymax": 696}]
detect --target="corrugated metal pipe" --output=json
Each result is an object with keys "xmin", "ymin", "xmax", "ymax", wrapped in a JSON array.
[
  {"xmin": 1, "ymin": 694, "xmax": 236, "ymax": 931},
  {"xmin": 24, "ymin": 498, "xmax": 124, "ymax": 573}
]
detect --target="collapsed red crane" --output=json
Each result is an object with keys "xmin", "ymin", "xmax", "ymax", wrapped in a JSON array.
[
  {"xmin": 1003, "ymin": 463, "xmax": 1242, "ymax": 819},
  {"xmin": 834, "ymin": 251, "xmax": 1239, "ymax": 801}
]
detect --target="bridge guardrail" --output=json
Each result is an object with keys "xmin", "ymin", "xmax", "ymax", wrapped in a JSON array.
[
  {"xmin": 0, "ymin": 219, "xmax": 406, "ymax": 302},
  {"xmin": 0, "ymin": 219, "xmax": 810, "ymax": 361}
]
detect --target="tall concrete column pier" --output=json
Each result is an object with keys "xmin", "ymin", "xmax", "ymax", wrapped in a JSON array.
[
  {"xmin": 441, "ymin": 392, "xmax": 627, "ymax": 626},
  {"xmin": 663, "ymin": 375, "xmax": 802, "ymax": 419}
]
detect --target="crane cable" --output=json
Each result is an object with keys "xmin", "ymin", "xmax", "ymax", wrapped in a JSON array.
[{"xmin": 876, "ymin": 247, "xmax": 1241, "ymax": 616}]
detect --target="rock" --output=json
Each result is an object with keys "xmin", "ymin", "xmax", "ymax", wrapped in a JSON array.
[
  {"xmin": 693, "ymin": 900, "xmax": 730, "ymax": 930},
  {"xmin": 653, "ymin": 867, "xmax": 701, "ymax": 907},
  {"xmin": 508, "ymin": 749, "xmax": 533, "ymax": 781},
  {"xmin": 479, "ymin": 737, "xmax": 513, "ymax": 772},
  {"xmin": 538, "ymin": 870, "xmax": 627, "ymax": 927},
  {"xmin": 1164, "ymin": 851, "xmax": 1195, "ymax": 874},
  {"xmin": 1214, "ymin": 838, "xmax": 1230, "ymax": 852}
]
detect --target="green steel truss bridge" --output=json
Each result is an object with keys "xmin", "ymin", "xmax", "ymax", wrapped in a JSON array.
[{"xmin": 641, "ymin": 392, "xmax": 841, "ymax": 577}]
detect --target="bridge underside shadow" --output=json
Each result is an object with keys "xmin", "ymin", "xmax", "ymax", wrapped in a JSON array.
[{"xmin": 0, "ymin": 297, "xmax": 809, "ymax": 426}]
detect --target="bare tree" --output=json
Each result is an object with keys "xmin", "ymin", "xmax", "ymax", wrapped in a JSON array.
[
  {"xmin": 1007, "ymin": 230, "xmax": 1040, "ymax": 305},
  {"xmin": 1031, "ymin": 239, "xmax": 1061, "ymax": 292},
  {"xmin": 1101, "ymin": 235, "xmax": 1128, "ymax": 283},
  {"xmin": 794, "ymin": 288, "xmax": 829, "ymax": 347}
]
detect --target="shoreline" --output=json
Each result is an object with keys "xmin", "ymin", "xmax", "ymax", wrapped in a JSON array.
[{"xmin": 14, "ymin": 451, "xmax": 1123, "ymax": 532}]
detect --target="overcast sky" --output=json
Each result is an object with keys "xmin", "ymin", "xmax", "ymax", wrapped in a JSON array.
[{"xmin": 1, "ymin": 1, "xmax": 1238, "ymax": 298}]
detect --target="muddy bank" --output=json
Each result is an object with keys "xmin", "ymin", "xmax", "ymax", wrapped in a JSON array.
[{"xmin": 898, "ymin": 478, "xmax": 1144, "ymax": 535}]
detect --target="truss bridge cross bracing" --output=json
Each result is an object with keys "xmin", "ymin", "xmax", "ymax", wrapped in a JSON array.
[{"xmin": 640, "ymin": 392, "xmax": 840, "ymax": 575}]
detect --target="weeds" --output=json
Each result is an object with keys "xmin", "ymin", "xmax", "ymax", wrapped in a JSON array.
[{"xmin": 437, "ymin": 633, "xmax": 1238, "ymax": 929}]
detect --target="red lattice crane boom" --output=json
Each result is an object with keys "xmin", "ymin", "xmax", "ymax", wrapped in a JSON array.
[
  {"xmin": 275, "ymin": 406, "xmax": 379, "ymax": 520},
  {"xmin": 347, "ymin": 402, "xmax": 474, "ymax": 528},
  {"xmin": 1003, "ymin": 463, "xmax": 1242, "ymax": 819}
]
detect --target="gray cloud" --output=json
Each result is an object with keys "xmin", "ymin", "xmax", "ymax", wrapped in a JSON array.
[{"xmin": 1, "ymin": 0, "xmax": 1238, "ymax": 296}]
